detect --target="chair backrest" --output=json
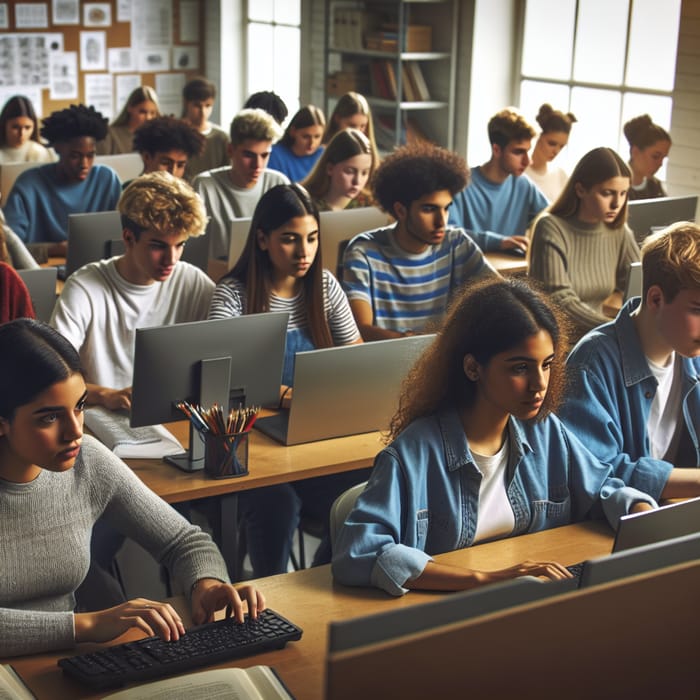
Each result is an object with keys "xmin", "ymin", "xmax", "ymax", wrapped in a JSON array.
[{"xmin": 330, "ymin": 481, "xmax": 368, "ymax": 549}]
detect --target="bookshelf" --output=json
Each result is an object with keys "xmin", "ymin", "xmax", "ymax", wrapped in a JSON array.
[{"xmin": 324, "ymin": 0, "xmax": 458, "ymax": 152}]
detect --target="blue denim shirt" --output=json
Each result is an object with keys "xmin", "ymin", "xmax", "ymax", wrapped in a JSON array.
[
  {"xmin": 560, "ymin": 298, "xmax": 700, "ymax": 500},
  {"xmin": 331, "ymin": 409, "xmax": 655, "ymax": 596}
]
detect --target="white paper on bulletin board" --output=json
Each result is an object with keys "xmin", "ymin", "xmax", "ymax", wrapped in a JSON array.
[
  {"xmin": 49, "ymin": 51, "xmax": 78, "ymax": 100},
  {"xmin": 179, "ymin": 0, "xmax": 199, "ymax": 43},
  {"xmin": 84, "ymin": 72, "xmax": 113, "ymax": 120}
]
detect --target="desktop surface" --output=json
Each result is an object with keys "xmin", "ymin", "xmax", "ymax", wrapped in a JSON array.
[{"xmin": 3, "ymin": 520, "xmax": 615, "ymax": 700}]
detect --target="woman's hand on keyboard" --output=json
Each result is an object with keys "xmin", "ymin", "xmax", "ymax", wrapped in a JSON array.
[
  {"xmin": 190, "ymin": 579, "xmax": 266, "ymax": 626},
  {"xmin": 74, "ymin": 598, "xmax": 186, "ymax": 644}
]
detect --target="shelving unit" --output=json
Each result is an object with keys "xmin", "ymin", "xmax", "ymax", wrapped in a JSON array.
[{"xmin": 324, "ymin": 0, "xmax": 458, "ymax": 152}]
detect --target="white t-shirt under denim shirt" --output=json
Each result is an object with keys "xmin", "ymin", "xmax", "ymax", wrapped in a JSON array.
[{"xmin": 647, "ymin": 352, "xmax": 684, "ymax": 462}]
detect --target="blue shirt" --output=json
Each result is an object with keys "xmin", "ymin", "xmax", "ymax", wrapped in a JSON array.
[
  {"xmin": 3, "ymin": 163, "xmax": 122, "ymax": 244},
  {"xmin": 331, "ymin": 408, "xmax": 655, "ymax": 596},
  {"xmin": 268, "ymin": 142, "xmax": 324, "ymax": 183},
  {"xmin": 560, "ymin": 298, "xmax": 700, "ymax": 498},
  {"xmin": 448, "ymin": 166, "xmax": 549, "ymax": 252},
  {"xmin": 342, "ymin": 225, "xmax": 496, "ymax": 333}
]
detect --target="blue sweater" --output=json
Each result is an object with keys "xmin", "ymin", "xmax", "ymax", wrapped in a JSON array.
[
  {"xmin": 3, "ymin": 163, "xmax": 122, "ymax": 244},
  {"xmin": 448, "ymin": 166, "xmax": 548, "ymax": 252},
  {"xmin": 268, "ymin": 143, "xmax": 324, "ymax": 183}
]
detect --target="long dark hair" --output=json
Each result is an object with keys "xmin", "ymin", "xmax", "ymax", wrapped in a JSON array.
[
  {"xmin": 549, "ymin": 147, "xmax": 631, "ymax": 229},
  {"xmin": 0, "ymin": 319, "xmax": 83, "ymax": 420},
  {"xmin": 389, "ymin": 278, "xmax": 568, "ymax": 440},
  {"xmin": 228, "ymin": 184, "xmax": 333, "ymax": 349},
  {"xmin": 281, "ymin": 105, "xmax": 326, "ymax": 148},
  {"xmin": 0, "ymin": 95, "xmax": 41, "ymax": 146}
]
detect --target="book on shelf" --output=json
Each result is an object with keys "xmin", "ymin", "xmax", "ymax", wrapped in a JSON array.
[
  {"xmin": 370, "ymin": 60, "xmax": 391, "ymax": 99},
  {"xmin": 384, "ymin": 60, "xmax": 398, "ymax": 100},
  {"xmin": 405, "ymin": 61, "xmax": 431, "ymax": 101},
  {"xmin": 102, "ymin": 666, "xmax": 292, "ymax": 699},
  {"xmin": 401, "ymin": 62, "xmax": 418, "ymax": 101}
]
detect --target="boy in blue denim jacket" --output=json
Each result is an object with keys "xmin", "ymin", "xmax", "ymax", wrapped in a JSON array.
[{"xmin": 560, "ymin": 223, "xmax": 700, "ymax": 500}]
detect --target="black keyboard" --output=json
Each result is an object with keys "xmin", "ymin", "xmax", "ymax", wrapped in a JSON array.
[
  {"xmin": 566, "ymin": 562, "xmax": 584, "ymax": 580},
  {"xmin": 58, "ymin": 608, "xmax": 302, "ymax": 690}
]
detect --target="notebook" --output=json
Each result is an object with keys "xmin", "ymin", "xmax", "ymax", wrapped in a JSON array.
[
  {"xmin": 17, "ymin": 267, "xmax": 57, "ymax": 322},
  {"xmin": 255, "ymin": 334, "xmax": 435, "ymax": 445}
]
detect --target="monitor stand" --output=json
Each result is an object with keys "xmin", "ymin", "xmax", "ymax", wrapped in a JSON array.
[{"xmin": 166, "ymin": 356, "xmax": 231, "ymax": 472}]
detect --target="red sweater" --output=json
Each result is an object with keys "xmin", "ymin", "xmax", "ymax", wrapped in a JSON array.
[{"xmin": 0, "ymin": 262, "xmax": 35, "ymax": 323}]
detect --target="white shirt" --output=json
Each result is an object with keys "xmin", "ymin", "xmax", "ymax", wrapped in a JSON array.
[
  {"xmin": 50, "ymin": 257, "xmax": 214, "ymax": 389},
  {"xmin": 472, "ymin": 438, "xmax": 515, "ymax": 543},
  {"xmin": 647, "ymin": 352, "xmax": 683, "ymax": 461}
]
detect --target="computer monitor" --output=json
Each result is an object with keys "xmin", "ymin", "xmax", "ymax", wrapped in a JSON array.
[
  {"xmin": 66, "ymin": 211, "xmax": 210, "ymax": 277},
  {"xmin": 580, "ymin": 531, "xmax": 700, "ymax": 588},
  {"xmin": 328, "ymin": 576, "xmax": 568, "ymax": 655},
  {"xmin": 17, "ymin": 267, "xmax": 57, "ymax": 322},
  {"xmin": 227, "ymin": 207, "xmax": 391, "ymax": 280},
  {"xmin": 0, "ymin": 161, "xmax": 42, "ymax": 203},
  {"xmin": 94, "ymin": 153, "xmax": 144, "ymax": 182},
  {"xmin": 626, "ymin": 194, "xmax": 698, "ymax": 246},
  {"xmin": 130, "ymin": 312, "xmax": 289, "ymax": 471},
  {"xmin": 624, "ymin": 261, "xmax": 642, "ymax": 302}
]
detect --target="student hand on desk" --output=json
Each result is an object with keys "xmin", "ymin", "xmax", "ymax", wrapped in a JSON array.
[
  {"xmin": 74, "ymin": 598, "xmax": 187, "ymax": 644},
  {"xmin": 411, "ymin": 559, "xmax": 573, "ymax": 591},
  {"xmin": 190, "ymin": 579, "xmax": 266, "ymax": 625},
  {"xmin": 88, "ymin": 384, "xmax": 132, "ymax": 411},
  {"xmin": 498, "ymin": 235, "xmax": 529, "ymax": 256}
]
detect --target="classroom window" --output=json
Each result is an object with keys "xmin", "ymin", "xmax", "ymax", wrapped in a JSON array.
[
  {"xmin": 518, "ymin": 0, "xmax": 681, "ymax": 177},
  {"xmin": 246, "ymin": 0, "xmax": 301, "ymax": 120}
]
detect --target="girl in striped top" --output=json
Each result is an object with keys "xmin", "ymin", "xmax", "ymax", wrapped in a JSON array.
[
  {"xmin": 528, "ymin": 147, "xmax": 640, "ymax": 341},
  {"xmin": 208, "ymin": 183, "xmax": 361, "ymax": 401}
]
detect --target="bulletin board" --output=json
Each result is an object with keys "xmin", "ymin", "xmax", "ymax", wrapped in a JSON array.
[{"xmin": 0, "ymin": 0, "xmax": 205, "ymax": 120}]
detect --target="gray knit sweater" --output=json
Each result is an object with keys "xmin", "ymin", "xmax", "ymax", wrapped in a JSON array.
[
  {"xmin": 529, "ymin": 213, "xmax": 640, "ymax": 336},
  {"xmin": 0, "ymin": 435, "xmax": 229, "ymax": 657}
]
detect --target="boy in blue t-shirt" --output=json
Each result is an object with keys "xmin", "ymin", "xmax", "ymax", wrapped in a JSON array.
[{"xmin": 449, "ymin": 107, "xmax": 548, "ymax": 255}]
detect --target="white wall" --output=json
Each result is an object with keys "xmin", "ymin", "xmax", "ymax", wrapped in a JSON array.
[
  {"xmin": 666, "ymin": 0, "xmax": 700, "ymax": 196},
  {"xmin": 465, "ymin": 0, "xmax": 518, "ymax": 165}
]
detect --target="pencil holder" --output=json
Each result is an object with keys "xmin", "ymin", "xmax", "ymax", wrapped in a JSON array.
[{"xmin": 204, "ymin": 431, "xmax": 249, "ymax": 479}]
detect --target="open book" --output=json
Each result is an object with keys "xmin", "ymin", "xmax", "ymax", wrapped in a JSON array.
[
  {"xmin": 0, "ymin": 665, "xmax": 35, "ymax": 699},
  {"xmin": 103, "ymin": 666, "xmax": 294, "ymax": 699},
  {"xmin": 84, "ymin": 406, "xmax": 185, "ymax": 459}
]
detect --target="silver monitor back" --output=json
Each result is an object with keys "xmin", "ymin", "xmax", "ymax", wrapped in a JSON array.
[
  {"xmin": 0, "ymin": 161, "xmax": 42, "ymax": 203},
  {"xmin": 581, "ymin": 531, "xmax": 700, "ymax": 588},
  {"xmin": 131, "ymin": 312, "xmax": 289, "ymax": 428},
  {"xmin": 626, "ymin": 195, "xmax": 698, "ymax": 246},
  {"xmin": 66, "ymin": 210, "xmax": 209, "ymax": 277},
  {"xmin": 17, "ymin": 267, "xmax": 57, "ymax": 322},
  {"xmin": 94, "ymin": 153, "xmax": 143, "ymax": 182},
  {"xmin": 613, "ymin": 496, "xmax": 700, "ymax": 553},
  {"xmin": 624, "ymin": 261, "xmax": 642, "ymax": 302},
  {"xmin": 255, "ymin": 334, "xmax": 434, "ymax": 445},
  {"xmin": 319, "ymin": 207, "xmax": 390, "ymax": 279}
]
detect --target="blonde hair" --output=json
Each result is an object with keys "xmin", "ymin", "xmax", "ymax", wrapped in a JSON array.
[
  {"xmin": 302, "ymin": 128, "xmax": 375, "ymax": 201},
  {"xmin": 118, "ymin": 171, "xmax": 207, "ymax": 239},
  {"xmin": 229, "ymin": 108, "xmax": 283, "ymax": 146},
  {"xmin": 323, "ymin": 92, "xmax": 380, "ymax": 164},
  {"xmin": 641, "ymin": 222, "xmax": 700, "ymax": 302},
  {"xmin": 111, "ymin": 86, "xmax": 161, "ymax": 128}
]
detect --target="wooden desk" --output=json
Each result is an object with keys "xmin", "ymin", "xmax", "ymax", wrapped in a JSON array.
[
  {"xmin": 128, "ymin": 422, "xmax": 382, "ymax": 578},
  {"xmin": 485, "ymin": 250, "xmax": 528, "ymax": 276},
  {"xmin": 130, "ymin": 421, "xmax": 382, "ymax": 505},
  {"xmin": 3, "ymin": 521, "xmax": 614, "ymax": 700}
]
